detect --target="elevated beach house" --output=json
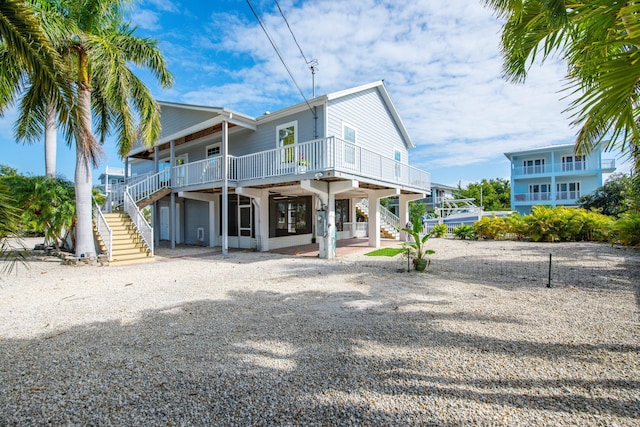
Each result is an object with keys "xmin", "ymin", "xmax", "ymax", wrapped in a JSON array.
[
  {"xmin": 98, "ymin": 81, "xmax": 430, "ymax": 262},
  {"xmin": 504, "ymin": 143, "xmax": 616, "ymax": 215}
]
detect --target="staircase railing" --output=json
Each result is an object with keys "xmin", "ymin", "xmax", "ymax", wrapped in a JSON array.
[
  {"xmin": 127, "ymin": 169, "xmax": 171, "ymax": 205},
  {"xmin": 357, "ymin": 198, "xmax": 400, "ymax": 232},
  {"xmin": 106, "ymin": 169, "xmax": 171, "ymax": 210},
  {"xmin": 93, "ymin": 198, "xmax": 113, "ymax": 261},
  {"xmin": 124, "ymin": 189, "xmax": 154, "ymax": 256}
]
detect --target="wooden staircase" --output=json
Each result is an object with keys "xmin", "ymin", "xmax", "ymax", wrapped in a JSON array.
[
  {"xmin": 95, "ymin": 212, "xmax": 154, "ymax": 266},
  {"xmin": 137, "ymin": 188, "xmax": 171, "ymax": 209},
  {"xmin": 355, "ymin": 201, "xmax": 399, "ymax": 239}
]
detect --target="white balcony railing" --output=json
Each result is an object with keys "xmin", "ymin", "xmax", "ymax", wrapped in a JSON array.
[
  {"xmin": 556, "ymin": 191, "xmax": 581, "ymax": 201},
  {"xmin": 512, "ymin": 159, "xmax": 615, "ymax": 177},
  {"xmin": 513, "ymin": 191, "xmax": 581, "ymax": 202},
  {"xmin": 514, "ymin": 193, "xmax": 552, "ymax": 202},
  {"xmin": 171, "ymin": 136, "xmax": 430, "ymax": 190}
]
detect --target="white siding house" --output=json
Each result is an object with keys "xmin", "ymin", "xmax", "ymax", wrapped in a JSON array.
[{"xmin": 113, "ymin": 81, "xmax": 430, "ymax": 258}]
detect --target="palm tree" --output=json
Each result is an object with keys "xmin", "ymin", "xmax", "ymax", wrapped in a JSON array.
[
  {"xmin": 482, "ymin": 0, "xmax": 640, "ymax": 170},
  {"xmin": 0, "ymin": 0, "xmax": 70, "ymax": 113},
  {"xmin": 14, "ymin": 0, "xmax": 173, "ymax": 258}
]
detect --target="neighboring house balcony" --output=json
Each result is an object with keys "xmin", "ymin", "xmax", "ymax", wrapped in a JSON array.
[
  {"xmin": 512, "ymin": 159, "xmax": 616, "ymax": 178},
  {"xmin": 121, "ymin": 136, "xmax": 430, "ymax": 204},
  {"xmin": 513, "ymin": 191, "xmax": 581, "ymax": 204}
]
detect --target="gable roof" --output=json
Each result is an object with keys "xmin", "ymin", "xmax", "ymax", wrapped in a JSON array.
[
  {"xmin": 257, "ymin": 80, "xmax": 414, "ymax": 148},
  {"xmin": 129, "ymin": 81, "xmax": 414, "ymax": 156}
]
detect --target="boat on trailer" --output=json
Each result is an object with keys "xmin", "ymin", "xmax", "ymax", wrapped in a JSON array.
[{"xmin": 422, "ymin": 198, "xmax": 513, "ymax": 228}]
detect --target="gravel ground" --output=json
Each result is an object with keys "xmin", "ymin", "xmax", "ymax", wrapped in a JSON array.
[{"xmin": 0, "ymin": 238, "xmax": 638, "ymax": 426}]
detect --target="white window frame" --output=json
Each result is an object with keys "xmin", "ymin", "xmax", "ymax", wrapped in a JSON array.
[
  {"xmin": 276, "ymin": 121, "xmax": 298, "ymax": 164},
  {"xmin": 523, "ymin": 158, "xmax": 545, "ymax": 174},
  {"xmin": 206, "ymin": 142, "xmax": 221, "ymax": 158},
  {"xmin": 528, "ymin": 183, "xmax": 551, "ymax": 201},
  {"xmin": 342, "ymin": 122, "xmax": 357, "ymax": 165},
  {"xmin": 562, "ymin": 155, "xmax": 585, "ymax": 171},
  {"xmin": 556, "ymin": 181, "xmax": 581, "ymax": 200}
]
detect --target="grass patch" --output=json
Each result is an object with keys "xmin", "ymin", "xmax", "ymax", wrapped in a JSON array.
[{"xmin": 364, "ymin": 247, "xmax": 405, "ymax": 257}]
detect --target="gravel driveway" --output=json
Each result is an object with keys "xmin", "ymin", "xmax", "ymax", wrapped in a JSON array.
[{"xmin": 1, "ymin": 239, "xmax": 638, "ymax": 426}]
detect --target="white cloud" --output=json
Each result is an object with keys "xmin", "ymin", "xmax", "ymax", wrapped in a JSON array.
[
  {"xmin": 130, "ymin": 9, "xmax": 161, "ymax": 31},
  {"xmin": 191, "ymin": 0, "xmax": 578, "ymax": 176}
]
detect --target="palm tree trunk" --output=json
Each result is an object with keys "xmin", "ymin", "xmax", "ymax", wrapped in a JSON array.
[
  {"xmin": 74, "ymin": 87, "xmax": 95, "ymax": 258},
  {"xmin": 45, "ymin": 104, "xmax": 57, "ymax": 178}
]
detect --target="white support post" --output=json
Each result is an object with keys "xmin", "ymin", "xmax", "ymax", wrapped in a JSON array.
[
  {"xmin": 169, "ymin": 141, "xmax": 176, "ymax": 250},
  {"xmin": 366, "ymin": 189, "xmax": 399, "ymax": 248},
  {"xmin": 302, "ymin": 179, "xmax": 358, "ymax": 259},
  {"xmin": 399, "ymin": 193, "xmax": 425, "ymax": 241},
  {"xmin": 222, "ymin": 120, "xmax": 229, "ymax": 257}
]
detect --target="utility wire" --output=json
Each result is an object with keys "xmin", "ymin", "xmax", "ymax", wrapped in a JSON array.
[
  {"xmin": 245, "ymin": 0, "xmax": 314, "ymax": 114},
  {"xmin": 274, "ymin": 0, "xmax": 313, "ymax": 66}
]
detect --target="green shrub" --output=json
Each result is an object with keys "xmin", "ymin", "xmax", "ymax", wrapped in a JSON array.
[
  {"xmin": 453, "ymin": 224, "xmax": 475, "ymax": 240},
  {"xmin": 431, "ymin": 223, "xmax": 447, "ymax": 238},
  {"xmin": 612, "ymin": 213, "xmax": 640, "ymax": 248},
  {"xmin": 503, "ymin": 213, "xmax": 527, "ymax": 240},
  {"xmin": 523, "ymin": 206, "xmax": 567, "ymax": 242},
  {"xmin": 473, "ymin": 216, "xmax": 507, "ymax": 239}
]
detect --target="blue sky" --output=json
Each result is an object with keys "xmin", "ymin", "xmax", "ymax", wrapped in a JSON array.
[{"xmin": 0, "ymin": 0, "xmax": 630, "ymax": 186}]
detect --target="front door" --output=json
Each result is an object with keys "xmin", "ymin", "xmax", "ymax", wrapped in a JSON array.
[
  {"xmin": 238, "ymin": 201, "xmax": 253, "ymax": 249},
  {"xmin": 160, "ymin": 206, "xmax": 169, "ymax": 240}
]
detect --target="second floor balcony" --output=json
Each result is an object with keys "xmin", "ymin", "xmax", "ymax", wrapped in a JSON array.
[
  {"xmin": 514, "ymin": 191, "xmax": 582, "ymax": 203},
  {"xmin": 512, "ymin": 158, "xmax": 615, "ymax": 177},
  {"xmin": 118, "ymin": 137, "xmax": 431, "ymax": 205}
]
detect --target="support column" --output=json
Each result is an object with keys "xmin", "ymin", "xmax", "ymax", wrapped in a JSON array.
[
  {"xmin": 302, "ymin": 179, "xmax": 358, "ymax": 259},
  {"xmin": 398, "ymin": 193, "xmax": 425, "ymax": 241},
  {"xmin": 221, "ymin": 120, "xmax": 229, "ymax": 257},
  {"xmin": 153, "ymin": 146, "xmax": 160, "ymax": 247},
  {"xmin": 169, "ymin": 141, "xmax": 176, "ymax": 250},
  {"xmin": 366, "ymin": 189, "xmax": 399, "ymax": 248}
]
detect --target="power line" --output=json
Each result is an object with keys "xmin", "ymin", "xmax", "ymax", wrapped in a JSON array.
[
  {"xmin": 274, "ymin": 0, "xmax": 311, "ymax": 65},
  {"xmin": 274, "ymin": 0, "xmax": 318, "ymax": 97},
  {"xmin": 245, "ymin": 0, "xmax": 314, "ymax": 113}
]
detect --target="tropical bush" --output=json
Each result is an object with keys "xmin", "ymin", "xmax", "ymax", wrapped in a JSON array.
[
  {"xmin": 401, "ymin": 215, "xmax": 435, "ymax": 271},
  {"xmin": 453, "ymin": 224, "xmax": 475, "ymax": 240},
  {"xmin": 469, "ymin": 206, "xmax": 618, "ymax": 244},
  {"xmin": 611, "ymin": 213, "xmax": 640, "ymax": 248},
  {"xmin": 473, "ymin": 216, "xmax": 507, "ymax": 239},
  {"xmin": 0, "ymin": 170, "xmax": 76, "ymax": 249},
  {"xmin": 431, "ymin": 223, "xmax": 447, "ymax": 238}
]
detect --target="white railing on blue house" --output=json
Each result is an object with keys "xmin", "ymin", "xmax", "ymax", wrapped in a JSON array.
[
  {"xmin": 512, "ymin": 159, "xmax": 615, "ymax": 177},
  {"xmin": 513, "ymin": 191, "xmax": 581, "ymax": 202}
]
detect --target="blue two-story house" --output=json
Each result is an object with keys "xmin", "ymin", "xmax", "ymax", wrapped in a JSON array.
[
  {"xmin": 504, "ymin": 143, "xmax": 616, "ymax": 215},
  {"xmin": 99, "ymin": 81, "xmax": 431, "ymax": 261}
]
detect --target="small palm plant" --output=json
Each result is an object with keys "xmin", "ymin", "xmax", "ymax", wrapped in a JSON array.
[{"xmin": 401, "ymin": 217, "xmax": 435, "ymax": 271}]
